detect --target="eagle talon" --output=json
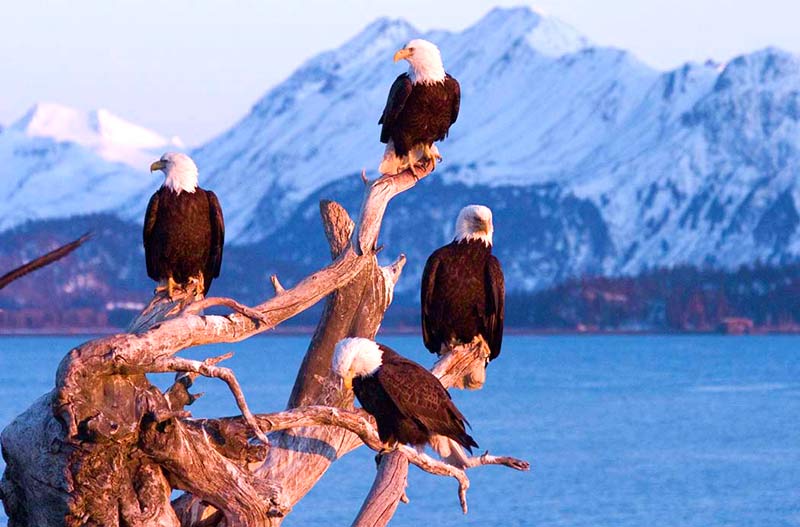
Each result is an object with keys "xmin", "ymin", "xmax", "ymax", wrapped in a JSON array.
[
  {"xmin": 154, "ymin": 277, "xmax": 179, "ymax": 300},
  {"xmin": 375, "ymin": 443, "xmax": 400, "ymax": 467},
  {"xmin": 166, "ymin": 276, "xmax": 177, "ymax": 299}
]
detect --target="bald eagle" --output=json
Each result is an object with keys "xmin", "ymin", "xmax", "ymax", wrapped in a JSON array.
[
  {"xmin": 333, "ymin": 337, "xmax": 478, "ymax": 453},
  {"xmin": 379, "ymin": 38, "xmax": 460, "ymax": 176},
  {"xmin": 144, "ymin": 152, "xmax": 224, "ymax": 298},
  {"xmin": 421, "ymin": 205, "xmax": 505, "ymax": 362}
]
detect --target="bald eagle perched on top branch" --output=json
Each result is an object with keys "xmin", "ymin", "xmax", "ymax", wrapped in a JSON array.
[{"xmin": 379, "ymin": 39, "xmax": 461, "ymax": 176}]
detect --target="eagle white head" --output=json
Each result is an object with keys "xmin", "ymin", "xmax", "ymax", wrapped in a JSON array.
[
  {"xmin": 332, "ymin": 337, "xmax": 383, "ymax": 390},
  {"xmin": 393, "ymin": 39, "xmax": 446, "ymax": 85},
  {"xmin": 150, "ymin": 152, "xmax": 198, "ymax": 194},
  {"xmin": 454, "ymin": 205, "xmax": 494, "ymax": 246}
]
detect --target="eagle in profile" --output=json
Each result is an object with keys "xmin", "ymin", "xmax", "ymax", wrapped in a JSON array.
[
  {"xmin": 144, "ymin": 152, "xmax": 224, "ymax": 298},
  {"xmin": 378, "ymin": 38, "xmax": 460, "ymax": 176},
  {"xmin": 333, "ymin": 337, "xmax": 478, "ymax": 455},
  {"xmin": 421, "ymin": 205, "xmax": 505, "ymax": 366}
]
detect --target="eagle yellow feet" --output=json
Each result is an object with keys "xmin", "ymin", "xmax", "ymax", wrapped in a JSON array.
[
  {"xmin": 406, "ymin": 146, "xmax": 427, "ymax": 178},
  {"xmin": 422, "ymin": 144, "xmax": 442, "ymax": 172},
  {"xmin": 408, "ymin": 160, "xmax": 421, "ymax": 179},
  {"xmin": 188, "ymin": 274, "xmax": 205, "ymax": 298},
  {"xmin": 155, "ymin": 276, "xmax": 180, "ymax": 299},
  {"xmin": 154, "ymin": 276, "xmax": 205, "ymax": 300},
  {"xmin": 374, "ymin": 442, "xmax": 400, "ymax": 467}
]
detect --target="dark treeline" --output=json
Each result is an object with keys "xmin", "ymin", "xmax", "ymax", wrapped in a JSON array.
[
  {"xmin": 3, "ymin": 216, "xmax": 800, "ymax": 333},
  {"xmin": 506, "ymin": 262, "xmax": 800, "ymax": 331}
]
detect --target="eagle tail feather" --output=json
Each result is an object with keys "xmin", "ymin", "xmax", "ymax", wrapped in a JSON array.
[{"xmin": 428, "ymin": 434, "xmax": 479, "ymax": 468}]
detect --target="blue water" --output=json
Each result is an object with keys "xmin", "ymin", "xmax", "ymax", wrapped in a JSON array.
[{"xmin": 1, "ymin": 335, "xmax": 799, "ymax": 526}]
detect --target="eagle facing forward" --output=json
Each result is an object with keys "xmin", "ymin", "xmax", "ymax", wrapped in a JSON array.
[
  {"xmin": 421, "ymin": 205, "xmax": 505, "ymax": 366},
  {"xmin": 144, "ymin": 152, "xmax": 224, "ymax": 298},
  {"xmin": 379, "ymin": 39, "xmax": 461, "ymax": 176}
]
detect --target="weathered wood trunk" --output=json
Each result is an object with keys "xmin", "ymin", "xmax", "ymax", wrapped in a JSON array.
[{"xmin": 0, "ymin": 164, "xmax": 528, "ymax": 527}]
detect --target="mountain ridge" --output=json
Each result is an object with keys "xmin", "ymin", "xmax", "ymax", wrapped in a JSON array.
[{"xmin": 1, "ymin": 6, "xmax": 800, "ymax": 307}]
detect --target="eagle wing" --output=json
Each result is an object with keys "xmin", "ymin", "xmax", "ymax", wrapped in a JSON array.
[
  {"xmin": 377, "ymin": 346, "xmax": 477, "ymax": 451},
  {"xmin": 420, "ymin": 250, "xmax": 442, "ymax": 355},
  {"xmin": 445, "ymin": 74, "xmax": 461, "ymax": 126},
  {"xmin": 143, "ymin": 191, "xmax": 160, "ymax": 280},
  {"xmin": 379, "ymin": 74, "xmax": 414, "ymax": 144},
  {"xmin": 484, "ymin": 255, "xmax": 505, "ymax": 361},
  {"xmin": 206, "ymin": 190, "xmax": 224, "ymax": 280}
]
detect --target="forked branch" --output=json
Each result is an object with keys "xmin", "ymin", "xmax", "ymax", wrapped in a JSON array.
[
  {"xmin": 146, "ymin": 354, "xmax": 269, "ymax": 445},
  {"xmin": 353, "ymin": 334, "xmax": 530, "ymax": 524},
  {"xmin": 241, "ymin": 405, "xmax": 527, "ymax": 514}
]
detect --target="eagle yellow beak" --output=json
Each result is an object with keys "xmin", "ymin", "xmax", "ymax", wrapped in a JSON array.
[
  {"xmin": 343, "ymin": 375, "xmax": 353, "ymax": 391},
  {"xmin": 393, "ymin": 48, "xmax": 412, "ymax": 62},
  {"xmin": 150, "ymin": 160, "xmax": 166, "ymax": 172}
]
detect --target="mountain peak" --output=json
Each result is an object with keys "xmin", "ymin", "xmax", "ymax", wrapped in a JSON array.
[
  {"xmin": 361, "ymin": 16, "xmax": 416, "ymax": 38},
  {"xmin": 12, "ymin": 102, "xmax": 88, "ymax": 139},
  {"xmin": 11, "ymin": 102, "xmax": 181, "ymax": 168},
  {"xmin": 479, "ymin": 5, "xmax": 543, "ymax": 25},
  {"xmin": 714, "ymin": 47, "xmax": 800, "ymax": 91},
  {"xmin": 337, "ymin": 16, "xmax": 416, "ymax": 58},
  {"xmin": 469, "ymin": 5, "xmax": 590, "ymax": 58}
]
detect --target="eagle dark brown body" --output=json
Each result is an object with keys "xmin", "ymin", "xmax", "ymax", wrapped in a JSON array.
[
  {"xmin": 421, "ymin": 239, "xmax": 505, "ymax": 360},
  {"xmin": 143, "ymin": 187, "xmax": 224, "ymax": 295},
  {"xmin": 379, "ymin": 73, "xmax": 461, "ymax": 157},
  {"xmin": 353, "ymin": 344, "xmax": 477, "ymax": 451}
]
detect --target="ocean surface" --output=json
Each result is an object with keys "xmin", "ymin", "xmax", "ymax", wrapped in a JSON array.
[{"xmin": 0, "ymin": 335, "xmax": 798, "ymax": 526}]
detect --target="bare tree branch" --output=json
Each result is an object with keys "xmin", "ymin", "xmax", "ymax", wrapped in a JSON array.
[
  {"xmin": 0, "ymin": 232, "xmax": 91, "ymax": 290},
  {"xmin": 145, "ymin": 354, "xmax": 269, "ymax": 445},
  {"xmin": 180, "ymin": 296, "xmax": 271, "ymax": 324},
  {"xmin": 352, "ymin": 452, "xmax": 408, "ymax": 527},
  {"xmin": 431, "ymin": 336, "xmax": 492, "ymax": 390},
  {"xmin": 269, "ymin": 275, "xmax": 285, "ymax": 295},
  {"xmin": 188, "ymin": 405, "xmax": 485, "ymax": 513}
]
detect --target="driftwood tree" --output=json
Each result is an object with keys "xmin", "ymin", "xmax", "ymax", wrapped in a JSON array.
[{"xmin": 0, "ymin": 164, "xmax": 528, "ymax": 527}]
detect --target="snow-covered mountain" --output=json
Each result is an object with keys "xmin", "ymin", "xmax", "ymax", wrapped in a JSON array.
[
  {"xmin": 578, "ymin": 48, "xmax": 800, "ymax": 272},
  {"xmin": 0, "ymin": 103, "xmax": 181, "ymax": 231},
  {"xmin": 4, "ymin": 6, "xmax": 800, "ymax": 298},
  {"xmin": 11, "ymin": 102, "xmax": 184, "ymax": 168},
  {"xmin": 190, "ymin": 6, "xmax": 800, "ymax": 282},
  {"xmin": 192, "ymin": 7, "xmax": 613, "ymax": 242}
]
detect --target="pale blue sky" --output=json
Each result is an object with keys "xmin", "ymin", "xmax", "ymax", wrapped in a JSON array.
[{"xmin": 2, "ymin": 0, "xmax": 797, "ymax": 145}]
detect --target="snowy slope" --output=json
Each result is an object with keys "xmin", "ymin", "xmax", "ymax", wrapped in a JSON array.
[
  {"xmin": 572, "ymin": 48, "xmax": 800, "ymax": 272},
  {"xmin": 0, "ymin": 103, "xmax": 182, "ymax": 231}
]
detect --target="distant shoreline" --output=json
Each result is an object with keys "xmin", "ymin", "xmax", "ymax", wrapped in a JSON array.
[{"xmin": 4, "ymin": 327, "xmax": 800, "ymax": 337}]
